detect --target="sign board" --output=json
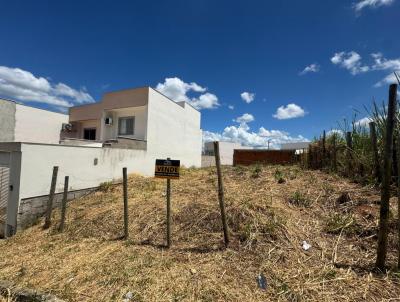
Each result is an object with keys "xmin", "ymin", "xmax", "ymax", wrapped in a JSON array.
[{"xmin": 155, "ymin": 159, "xmax": 180, "ymax": 179}]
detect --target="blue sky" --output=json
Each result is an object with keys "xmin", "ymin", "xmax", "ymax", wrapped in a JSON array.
[{"xmin": 0, "ymin": 0, "xmax": 399, "ymax": 148}]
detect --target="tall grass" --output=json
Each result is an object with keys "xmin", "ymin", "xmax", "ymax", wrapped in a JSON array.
[{"xmin": 305, "ymin": 74, "xmax": 399, "ymax": 185}]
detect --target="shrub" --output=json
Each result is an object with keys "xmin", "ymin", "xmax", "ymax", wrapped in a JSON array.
[
  {"xmin": 324, "ymin": 213, "xmax": 358, "ymax": 235},
  {"xmin": 251, "ymin": 164, "xmax": 262, "ymax": 178},
  {"xmin": 98, "ymin": 181, "xmax": 113, "ymax": 193},
  {"xmin": 274, "ymin": 169, "xmax": 286, "ymax": 183},
  {"xmin": 288, "ymin": 191, "xmax": 311, "ymax": 207}
]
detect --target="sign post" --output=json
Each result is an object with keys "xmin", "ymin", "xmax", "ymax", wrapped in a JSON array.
[{"xmin": 155, "ymin": 158, "xmax": 180, "ymax": 248}]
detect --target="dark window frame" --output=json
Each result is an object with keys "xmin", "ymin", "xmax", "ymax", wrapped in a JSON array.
[
  {"xmin": 83, "ymin": 128, "xmax": 96, "ymax": 140},
  {"xmin": 118, "ymin": 116, "xmax": 135, "ymax": 136}
]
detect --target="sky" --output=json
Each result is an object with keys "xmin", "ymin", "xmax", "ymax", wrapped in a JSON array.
[{"xmin": 0, "ymin": 0, "xmax": 399, "ymax": 148}]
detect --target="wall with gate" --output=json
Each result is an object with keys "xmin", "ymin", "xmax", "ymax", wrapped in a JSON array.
[{"xmin": 233, "ymin": 149, "xmax": 296, "ymax": 166}]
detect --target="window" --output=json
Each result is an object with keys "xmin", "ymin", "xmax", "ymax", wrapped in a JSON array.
[
  {"xmin": 83, "ymin": 128, "xmax": 96, "ymax": 140},
  {"xmin": 118, "ymin": 116, "xmax": 135, "ymax": 135}
]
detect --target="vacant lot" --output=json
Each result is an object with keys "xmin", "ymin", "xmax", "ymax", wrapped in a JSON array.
[{"xmin": 0, "ymin": 165, "xmax": 399, "ymax": 301}]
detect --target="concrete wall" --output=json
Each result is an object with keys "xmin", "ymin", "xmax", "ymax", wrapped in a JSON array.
[
  {"xmin": 204, "ymin": 141, "xmax": 248, "ymax": 165},
  {"xmin": 201, "ymin": 155, "xmax": 215, "ymax": 167},
  {"xmin": 18, "ymin": 187, "xmax": 97, "ymax": 229},
  {"xmin": 0, "ymin": 142, "xmax": 157, "ymax": 233},
  {"xmin": 14, "ymin": 104, "xmax": 68, "ymax": 144},
  {"xmin": 18, "ymin": 143, "xmax": 152, "ymax": 199},
  {"xmin": 147, "ymin": 88, "xmax": 202, "ymax": 168},
  {"xmin": 0, "ymin": 99, "xmax": 16, "ymax": 142}
]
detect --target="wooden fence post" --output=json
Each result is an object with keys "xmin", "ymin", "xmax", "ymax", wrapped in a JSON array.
[
  {"xmin": 43, "ymin": 166, "xmax": 59, "ymax": 229},
  {"xmin": 123, "ymin": 167, "xmax": 129, "ymax": 240},
  {"xmin": 214, "ymin": 141, "xmax": 229, "ymax": 247},
  {"xmin": 369, "ymin": 121, "xmax": 381, "ymax": 182},
  {"xmin": 397, "ymin": 138, "xmax": 400, "ymax": 269},
  {"xmin": 58, "ymin": 176, "xmax": 69, "ymax": 232},
  {"xmin": 322, "ymin": 130, "xmax": 326, "ymax": 167},
  {"xmin": 393, "ymin": 137, "xmax": 398, "ymax": 181},
  {"xmin": 332, "ymin": 133, "xmax": 337, "ymax": 172},
  {"xmin": 166, "ymin": 177, "xmax": 171, "ymax": 248},
  {"xmin": 376, "ymin": 83, "xmax": 397, "ymax": 270},
  {"xmin": 346, "ymin": 132, "xmax": 353, "ymax": 177}
]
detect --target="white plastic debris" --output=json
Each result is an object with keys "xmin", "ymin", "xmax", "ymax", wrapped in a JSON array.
[
  {"xmin": 123, "ymin": 291, "xmax": 133, "ymax": 302},
  {"xmin": 302, "ymin": 240, "xmax": 311, "ymax": 251}
]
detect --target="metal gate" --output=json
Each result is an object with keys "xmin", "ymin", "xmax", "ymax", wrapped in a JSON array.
[{"xmin": 0, "ymin": 166, "xmax": 10, "ymax": 237}]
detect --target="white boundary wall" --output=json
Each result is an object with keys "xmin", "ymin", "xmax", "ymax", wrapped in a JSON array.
[
  {"xmin": 1, "ymin": 138, "xmax": 202, "ymax": 234},
  {"xmin": 18, "ymin": 143, "xmax": 151, "ymax": 199},
  {"xmin": 1, "ymin": 143, "xmax": 155, "ymax": 234}
]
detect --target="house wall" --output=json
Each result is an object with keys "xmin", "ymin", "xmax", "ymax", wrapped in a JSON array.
[
  {"xmin": 69, "ymin": 88, "xmax": 150, "ymax": 142},
  {"xmin": 14, "ymin": 104, "xmax": 68, "ymax": 144},
  {"xmin": 0, "ymin": 99, "xmax": 16, "ymax": 142},
  {"xmin": 103, "ymin": 106, "xmax": 148, "ymax": 141},
  {"xmin": 147, "ymin": 89, "xmax": 202, "ymax": 168}
]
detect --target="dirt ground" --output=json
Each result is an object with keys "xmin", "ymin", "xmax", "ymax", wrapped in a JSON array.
[{"xmin": 0, "ymin": 165, "xmax": 399, "ymax": 301}]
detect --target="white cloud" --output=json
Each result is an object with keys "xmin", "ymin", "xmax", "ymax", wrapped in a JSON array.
[
  {"xmin": 374, "ymin": 73, "xmax": 399, "ymax": 87},
  {"xmin": 203, "ymin": 125, "xmax": 308, "ymax": 149},
  {"xmin": 354, "ymin": 0, "xmax": 394, "ymax": 12},
  {"xmin": 331, "ymin": 51, "xmax": 400, "ymax": 86},
  {"xmin": 235, "ymin": 113, "xmax": 254, "ymax": 124},
  {"xmin": 240, "ymin": 92, "xmax": 255, "ymax": 103},
  {"xmin": 190, "ymin": 93, "xmax": 219, "ymax": 110},
  {"xmin": 327, "ymin": 129, "xmax": 344, "ymax": 136},
  {"xmin": 228, "ymin": 105, "xmax": 234, "ymax": 110},
  {"xmin": 354, "ymin": 117, "xmax": 372, "ymax": 127},
  {"xmin": 371, "ymin": 53, "xmax": 400, "ymax": 71},
  {"xmin": 155, "ymin": 77, "xmax": 219, "ymax": 110},
  {"xmin": 299, "ymin": 63, "xmax": 320, "ymax": 75},
  {"xmin": 203, "ymin": 111, "xmax": 308, "ymax": 149},
  {"xmin": 273, "ymin": 103, "xmax": 307, "ymax": 120},
  {"xmin": 0, "ymin": 66, "xmax": 94, "ymax": 108},
  {"xmin": 330, "ymin": 51, "xmax": 369, "ymax": 75}
]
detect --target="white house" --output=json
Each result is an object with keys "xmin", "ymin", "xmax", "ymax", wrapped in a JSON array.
[
  {"xmin": 0, "ymin": 87, "xmax": 202, "ymax": 237},
  {"xmin": 203, "ymin": 141, "xmax": 248, "ymax": 166},
  {"xmin": 0, "ymin": 98, "xmax": 68, "ymax": 144}
]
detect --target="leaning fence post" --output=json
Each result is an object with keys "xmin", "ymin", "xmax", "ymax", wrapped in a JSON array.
[
  {"xmin": 346, "ymin": 132, "xmax": 353, "ymax": 177},
  {"xmin": 123, "ymin": 167, "xmax": 129, "ymax": 240},
  {"xmin": 369, "ymin": 121, "xmax": 381, "ymax": 182},
  {"xmin": 376, "ymin": 83, "xmax": 397, "ymax": 270},
  {"xmin": 43, "ymin": 166, "xmax": 59, "ymax": 229},
  {"xmin": 58, "ymin": 176, "xmax": 69, "ymax": 232},
  {"xmin": 214, "ymin": 141, "xmax": 229, "ymax": 247}
]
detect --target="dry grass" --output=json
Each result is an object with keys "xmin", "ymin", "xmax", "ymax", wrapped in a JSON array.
[{"xmin": 0, "ymin": 165, "xmax": 399, "ymax": 301}]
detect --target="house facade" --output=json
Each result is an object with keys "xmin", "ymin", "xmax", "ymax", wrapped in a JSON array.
[
  {"xmin": 0, "ymin": 87, "xmax": 202, "ymax": 236},
  {"xmin": 62, "ymin": 87, "xmax": 202, "ymax": 165},
  {"xmin": 0, "ymin": 98, "xmax": 68, "ymax": 144}
]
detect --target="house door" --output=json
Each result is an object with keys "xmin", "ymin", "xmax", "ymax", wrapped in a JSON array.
[
  {"xmin": 83, "ymin": 128, "xmax": 96, "ymax": 140},
  {"xmin": 0, "ymin": 166, "xmax": 10, "ymax": 238}
]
